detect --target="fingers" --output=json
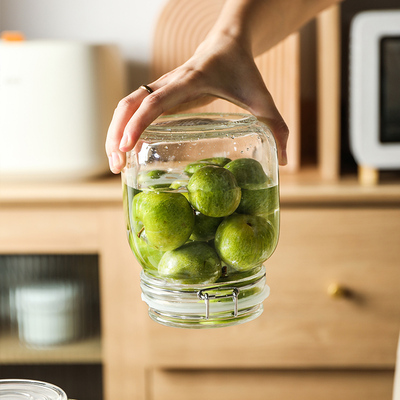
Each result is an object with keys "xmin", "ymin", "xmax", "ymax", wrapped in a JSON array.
[
  {"xmin": 119, "ymin": 81, "xmax": 196, "ymax": 152},
  {"xmin": 105, "ymin": 88, "xmax": 150, "ymax": 173},
  {"xmin": 106, "ymin": 75, "xmax": 199, "ymax": 174}
]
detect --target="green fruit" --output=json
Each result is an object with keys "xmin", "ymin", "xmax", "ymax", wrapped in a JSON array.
[
  {"xmin": 215, "ymin": 214, "xmax": 276, "ymax": 271},
  {"xmin": 184, "ymin": 157, "xmax": 232, "ymax": 176},
  {"xmin": 184, "ymin": 161, "xmax": 213, "ymax": 176},
  {"xmin": 138, "ymin": 169, "xmax": 167, "ymax": 182},
  {"xmin": 224, "ymin": 158, "xmax": 269, "ymax": 188},
  {"xmin": 128, "ymin": 231, "xmax": 164, "ymax": 273},
  {"xmin": 190, "ymin": 212, "xmax": 223, "ymax": 241},
  {"xmin": 169, "ymin": 179, "xmax": 189, "ymax": 190},
  {"xmin": 132, "ymin": 191, "xmax": 195, "ymax": 251},
  {"xmin": 187, "ymin": 165, "xmax": 241, "ymax": 217},
  {"xmin": 148, "ymin": 183, "xmax": 172, "ymax": 190},
  {"xmin": 158, "ymin": 242, "xmax": 221, "ymax": 284},
  {"xmin": 237, "ymin": 185, "xmax": 279, "ymax": 215},
  {"xmin": 200, "ymin": 157, "xmax": 231, "ymax": 167},
  {"xmin": 137, "ymin": 170, "xmax": 169, "ymax": 190},
  {"xmin": 123, "ymin": 184, "xmax": 141, "ymax": 229},
  {"xmin": 224, "ymin": 158, "xmax": 278, "ymax": 216}
]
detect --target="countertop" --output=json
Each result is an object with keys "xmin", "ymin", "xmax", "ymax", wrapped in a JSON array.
[{"xmin": 1, "ymin": 168, "xmax": 400, "ymax": 207}]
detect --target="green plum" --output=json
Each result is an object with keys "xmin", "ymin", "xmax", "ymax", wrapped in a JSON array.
[
  {"xmin": 236, "ymin": 185, "xmax": 279, "ymax": 215},
  {"xmin": 200, "ymin": 157, "xmax": 231, "ymax": 167},
  {"xmin": 148, "ymin": 183, "xmax": 172, "ymax": 190},
  {"xmin": 169, "ymin": 179, "xmax": 189, "ymax": 190},
  {"xmin": 158, "ymin": 241, "xmax": 221, "ymax": 284},
  {"xmin": 123, "ymin": 184, "xmax": 141, "ymax": 230},
  {"xmin": 128, "ymin": 231, "xmax": 164, "ymax": 273},
  {"xmin": 137, "ymin": 170, "xmax": 169, "ymax": 190},
  {"xmin": 184, "ymin": 157, "xmax": 231, "ymax": 176},
  {"xmin": 138, "ymin": 169, "xmax": 167, "ymax": 182},
  {"xmin": 187, "ymin": 165, "xmax": 241, "ymax": 217},
  {"xmin": 184, "ymin": 161, "xmax": 214, "ymax": 176},
  {"xmin": 132, "ymin": 191, "xmax": 195, "ymax": 251},
  {"xmin": 215, "ymin": 214, "xmax": 276, "ymax": 271},
  {"xmin": 224, "ymin": 158, "xmax": 268, "ymax": 188},
  {"xmin": 224, "ymin": 158, "xmax": 278, "ymax": 216},
  {"xmin": 190, "ymin": 212, "xmax": 223, "ymax": 241}
]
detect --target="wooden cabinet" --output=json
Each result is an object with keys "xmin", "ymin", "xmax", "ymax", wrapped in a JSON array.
[
  {"xmin": 144, "ymin": 207, "xmax": 400, "ymax": 369},
  {"xmin": 151, "ymin": 370, "xmax": 394, "ymax": 400},
  {"xmin": 1, "ymin": 175, "xmax": 399, "ymax": 400},
  {"xmin": 140, "ymin": 176, "xmax": 400, "ymax": 400},
  {"xmin": 0, "ymin": 179, "xmax": 147, "ymax": 400}
]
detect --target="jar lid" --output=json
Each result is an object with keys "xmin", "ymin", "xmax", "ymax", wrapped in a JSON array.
[
  {"xmin": 0, "ymin": 380, "xmax": 68, "ymax": 400},
  {"xmin": 140, "ymin": 266, "xmax": 270, "ymax": 327}
]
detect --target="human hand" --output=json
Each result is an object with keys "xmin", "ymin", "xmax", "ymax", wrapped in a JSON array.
[{"xmin": 105, "ymin": 31, "xmax": 289, "ymax": 174}]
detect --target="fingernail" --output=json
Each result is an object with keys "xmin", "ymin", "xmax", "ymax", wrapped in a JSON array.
[
  {"xmin": 108, "ymin": 155, "xmax": 114, "ymax": 170},
  {"xmin": 119, "ymin": 135, "xmax": 130, "ymax": 150},
  {"xmin": 112, "ymin": 152, "xmax": 121, "ymax": 169}
]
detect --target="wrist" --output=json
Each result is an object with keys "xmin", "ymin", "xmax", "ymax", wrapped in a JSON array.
[{"xmin": 200, "ymin": 24, "xmax": 253, "ymax": 59}]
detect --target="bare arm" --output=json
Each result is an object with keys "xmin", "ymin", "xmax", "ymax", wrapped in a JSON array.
[
  {"xmin": 213, "ymin": 0, "xmax": 342, "ymax": 57},
  {"xmin": 106, "ymin": 0, "xmax": 342, "ymax": 173}
]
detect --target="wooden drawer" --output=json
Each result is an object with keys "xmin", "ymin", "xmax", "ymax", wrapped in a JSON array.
[
  {"xmin": 151, "ymin": 369, "xmax": 394, "ymax": 400},
  {"xmin": 0, "ymin": 207, "xmax": 101, "ymax": 253},
  {"xmin": 143, "ymin": 207, "xmax": 400, "ymax": 368}
]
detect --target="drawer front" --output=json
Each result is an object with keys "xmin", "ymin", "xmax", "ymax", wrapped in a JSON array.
[
  {"xmin": 144, "ymin": 208, "xmax": 400, "ymax": 368},
  {"xmin": 0, "ymin": 208, "xmax": 100, "ymax": 253},
  {"xmin": 151, "ymin": 369, "xmax": 394, "ymax": 400}
]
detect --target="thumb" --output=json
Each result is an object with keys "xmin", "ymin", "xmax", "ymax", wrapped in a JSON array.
[
  {"xmin": 247, "ymin": 90, "xmax": 289, "ymax": 166},
  {"xmin": 257, "ymin": 113, "xmax": 289, "ymax": 166},
  {"xmin": 231, "ymin": 70, "xmax": 289, "ymax": 166}
]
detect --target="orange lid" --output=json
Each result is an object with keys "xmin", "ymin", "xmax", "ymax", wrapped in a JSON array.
[{"xmin": 1, "ymin": 31, "xmax": 25, "ymax": 41}]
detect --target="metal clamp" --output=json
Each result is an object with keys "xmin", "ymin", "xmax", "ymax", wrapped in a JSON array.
[{"xmin": 197, "ymin": 287, "xmax": 240, "ymax": 319}]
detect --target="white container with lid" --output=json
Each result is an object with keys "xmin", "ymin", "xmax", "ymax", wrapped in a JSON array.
[
  {"xmin": 14, "ymin": 282, "xmax": 83, "ymax": 347},
  {"xmin": 0, "ymin": 39, "xmax": 126, "ymax": 181}
]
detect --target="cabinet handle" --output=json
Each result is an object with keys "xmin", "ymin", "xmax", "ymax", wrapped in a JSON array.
[{"xmin": 327, "ymin": 283, "xmax": 349, "ymax": 298}]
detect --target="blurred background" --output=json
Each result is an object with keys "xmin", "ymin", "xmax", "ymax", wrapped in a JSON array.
[
  {"xmin": 0, "ymin": 1, "xmax": 399, "ymax": 400},
  {"xmin": 0, "ymin": 0, "xmax": 167, "ymax": 92}
]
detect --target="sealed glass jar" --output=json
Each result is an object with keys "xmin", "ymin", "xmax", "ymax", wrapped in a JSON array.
[{"xmin": 122, "ymin": 113, "xmax": 279, "ymax": 328}]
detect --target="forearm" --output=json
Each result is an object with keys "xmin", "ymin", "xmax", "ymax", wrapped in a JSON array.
[{"xmin": 209, "ymin": 0, "xmax": 343, "ymax": 57}]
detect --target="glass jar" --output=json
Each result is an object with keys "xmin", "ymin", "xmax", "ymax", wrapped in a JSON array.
[
  {"xmin": 122, "ymin": 113, "xmax": 279, "ymax": 328},
  {"xmin": 0, "ymin": 380, "xmax": 68, "ymax": 400}
]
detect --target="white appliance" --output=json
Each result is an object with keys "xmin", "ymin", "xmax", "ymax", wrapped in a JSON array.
[
  {"xmin": 0, "ymin": 39, "xmax": 126, "ymax": 181},
  {"xmin": 349, "ymin": 10, "xmax": 400, "ymax": 169}
]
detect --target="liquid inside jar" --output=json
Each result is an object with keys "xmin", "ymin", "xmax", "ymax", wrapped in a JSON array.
[{"xmin": 122, "ymin": 114, "xmax": 279, "ymax": 286}]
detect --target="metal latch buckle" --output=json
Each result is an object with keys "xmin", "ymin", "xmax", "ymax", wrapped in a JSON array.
[{"xmin": 197, "ymin": 287, "xmax": 240, "ymax": 319}]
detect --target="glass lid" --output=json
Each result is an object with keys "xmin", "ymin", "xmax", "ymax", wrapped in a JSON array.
[{"xmin": 0, "ymin": 380, "xmax": 68, "ymax": 400}]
